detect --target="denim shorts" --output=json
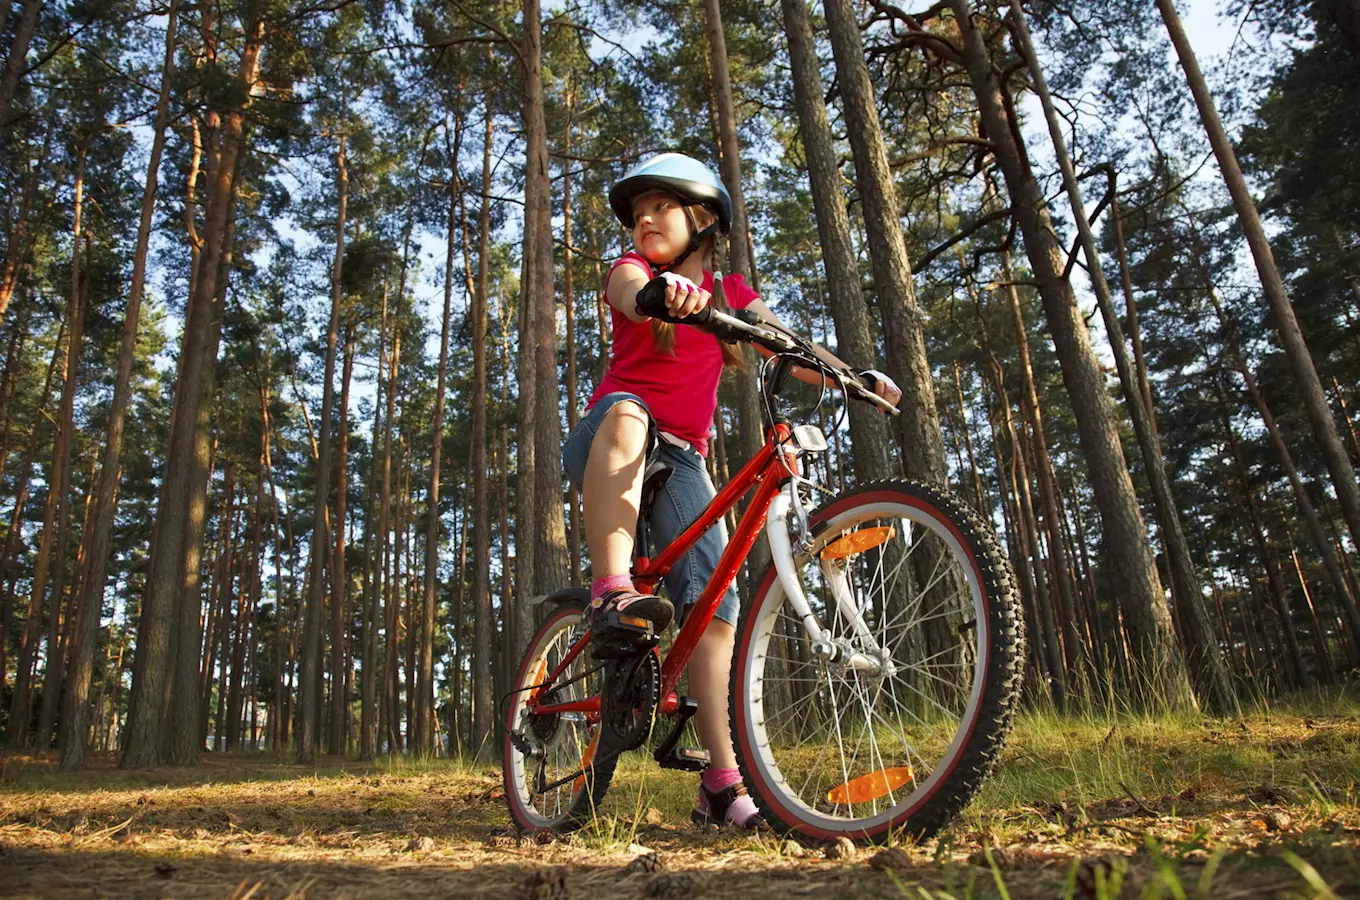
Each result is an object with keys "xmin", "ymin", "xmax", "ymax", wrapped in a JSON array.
[{"xmin": 563, "ymin": 392, "xmax": 740, "ymax": 627}]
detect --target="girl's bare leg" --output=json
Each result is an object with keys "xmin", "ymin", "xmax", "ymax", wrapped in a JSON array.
[
  {"xmin": 582, "ymin": 401, "xmax": 649, "ymax": 578},
  {"xmin": 688, "ymin": 619, "xmax": 739, "ymax": 770}
]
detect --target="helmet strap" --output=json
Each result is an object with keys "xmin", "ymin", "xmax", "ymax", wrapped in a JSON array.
[{"xmin": 654, "ymin": 206, "xmax": 721, "ymax": 274}]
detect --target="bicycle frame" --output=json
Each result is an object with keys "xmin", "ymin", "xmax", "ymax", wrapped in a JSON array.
[{"xmin": 527, "ymin": 421, "xmax": 797, "ymax": 722}]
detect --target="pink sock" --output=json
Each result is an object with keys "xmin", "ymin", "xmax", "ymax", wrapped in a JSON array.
[
  {"xmin": 590, "ymin": 574, "xmax": 634, "ymax": 607},
  {"xmin": 702, "ymin": 767, "xmax": 742, "ymax": 793}
]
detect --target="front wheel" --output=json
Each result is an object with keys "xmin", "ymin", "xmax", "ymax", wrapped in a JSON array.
[
  {"xmin": 504, "ymin": 599, "xmax": 615, "ymax": 834},
  {"xmin": 730, "ymin": 479, "xmax": 1024, "ymax": 843}
]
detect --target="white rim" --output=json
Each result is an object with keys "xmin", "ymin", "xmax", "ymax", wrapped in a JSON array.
[{"xmin": 738, "ymin": 498, "xmax": 989, "ymax": 835}]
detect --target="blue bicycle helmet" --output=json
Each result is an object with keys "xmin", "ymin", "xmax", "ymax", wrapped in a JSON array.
[{"xmin": 609, "ymin": 153, "xmax": 733, "ymax": 233}]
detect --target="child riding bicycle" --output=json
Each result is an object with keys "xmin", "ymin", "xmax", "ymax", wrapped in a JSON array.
[{"xmin": 562, "ymin": 153, "xmax": 902, "ymax": 829}]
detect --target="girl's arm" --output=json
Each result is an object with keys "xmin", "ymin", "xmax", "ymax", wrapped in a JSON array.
[
  {"xmin": 605, "ymin": 263, "xmax": 711, "ymax": 324},
  {"xmin": 742, "ymin": 298, "xmax": 902, "ymax": 407}
]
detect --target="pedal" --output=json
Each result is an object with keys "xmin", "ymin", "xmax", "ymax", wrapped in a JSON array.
[
  {"xmin": 658, "ymin": 746, "xmax": 710, "ymax": 772},
  {"xmin": 652, "ymin": 696, "xmax": 709, "ymax": 771},
  {"xmin": 590, "ymin": 610, "xmax": 657, "ymax": 659}
]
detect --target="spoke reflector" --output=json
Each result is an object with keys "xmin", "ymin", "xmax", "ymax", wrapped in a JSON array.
[
  {"xmin": 528, "ymin": 659, "xmax": 548, "ymax": 703},
  {"xmin": 820, "ymin": 526, "xmax": 896, "ymax": 560},
  {"xmin": 572, "ymin": 733, "xmax": 600, "ymax": 794},
  {"xmin": 826, "ymin": 766, "xmax": 914, "ymax": 805}
]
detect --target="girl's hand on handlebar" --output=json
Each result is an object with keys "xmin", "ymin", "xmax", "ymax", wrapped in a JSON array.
[
  {"xmin": 660, "ymin": 272, "xmax": 710, "ymax": 319},
  {"xmin": 860, "ymin": 368, "xmax": 902, "ymax": 413}
]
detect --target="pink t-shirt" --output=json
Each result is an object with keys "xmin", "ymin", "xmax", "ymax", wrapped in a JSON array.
[{"xmin": 589, "ymin": 252, "xmax": 758, "ymax": 456}]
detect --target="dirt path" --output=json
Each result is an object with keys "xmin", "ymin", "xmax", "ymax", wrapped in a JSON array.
[{"xmin": 1, "ymin": 713, "xmax": 1357, "ymax": 898}]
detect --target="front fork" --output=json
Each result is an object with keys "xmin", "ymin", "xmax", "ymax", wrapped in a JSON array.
[{"xmin": 764, "ymin": 484, "xmax": 894, "ymax": 676}]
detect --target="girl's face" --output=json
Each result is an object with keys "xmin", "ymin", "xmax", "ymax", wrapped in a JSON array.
[{"xmin": 630, "ymin": 192, "xmax": 692, "ymax": 263}]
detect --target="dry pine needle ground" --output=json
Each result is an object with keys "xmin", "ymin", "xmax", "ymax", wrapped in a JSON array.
[{"xmin": 0, "ymin": 708, "xmax": 1357, "ymax": 899}]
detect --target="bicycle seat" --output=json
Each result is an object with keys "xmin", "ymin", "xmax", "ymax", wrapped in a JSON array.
[{"xmin": 638, "ymin": 459, "xmax": 673, "ymax": 522}]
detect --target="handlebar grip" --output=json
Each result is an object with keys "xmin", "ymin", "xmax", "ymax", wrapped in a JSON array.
[{"xmin": 634, "ymin": 276, "xmax": 713, "ymax": 325}]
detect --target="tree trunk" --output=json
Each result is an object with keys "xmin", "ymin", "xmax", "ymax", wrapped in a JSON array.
[
  {"xmin": 298, "ymin": 131, "xmax": 347, "ymax": 764},
  {"xmin": 703, "ymin": 0, "xmax": 771, "ymax": 605},
  {"xmin": 0, "ymin": 130, "xmax": 43, "ymax": 322},
  {"xmin": 821, "ymin": 0, "xmax": 948, "ymax": 486},
  {"xmin": 35, "ymin": 232, "xmax": 95, "ymax": 749},
  {"xmin": 471, "ymin": 94, "xmax": 495, "ymax": 759},
  {"xmin": 522, "ymin": 0, "xmax": 569, "ymax": 630},
  {"xmin": 561, "ymin": 81, "xmax": 582, "ymax": 586},
  {"xmin": 1206, "ymin": 291, "xmax": 1360, "ymax": 664},
  {"xmin": 950, "ymin": 0, "xmax": 1192, "ymax": 710},
  {"xmin": 1220, "ymin": 412, "xmax": 1309, "ymax": 686},
  {"xmin": 1009, "ymin": 3, "xmax": 1237, "ymax": 715},
  {"xmin": 981, "ymin": 343, "xmax": 1064, "ymax": 708},
  {"xmin": 167, "ymin": 181, "xmax": 234, "ymax": 764},
  {"xmin": 1157, "ymin": 0, "xmax": 1360, "ymax": 559},
  {"xmin": 360, "ymin": 279, "xmax": 387, "ymax": 760},
  {"xmin": 414, "ymin": 119, "xmax": 460, "ymax": 758},
  {"xmin": 122, "ymin": 20, "xmax": 265, "ymax": 768},
  {"xmin": 0, "ymin": 0, "xmax": 40, "ymax": 130},
  {"xmin": 328, "ymin": 314, "xmax": 354, "ymax": 754},
  {"xmin": 0, "ymin": 317, "xmax": 62, "ymax": 699},
  {"xmin": 8, "ymin": 148, "xmax": 88, "ymax": 749},
  {"xmin": 780, "ymin": 0, "xmax": 896, "ymax": 483},
  {"xmin": 1000, "ymin": 250, "xmax": 1083, "ymax": 695},
  {"xmin": 59, "ymin": 0, "xmax": 180, "ymax": 770}
]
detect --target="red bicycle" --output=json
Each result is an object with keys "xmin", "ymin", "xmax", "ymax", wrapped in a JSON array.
[{"xmin": 503, "ymin": 308, "xmax": 1023, "ymax": 843}]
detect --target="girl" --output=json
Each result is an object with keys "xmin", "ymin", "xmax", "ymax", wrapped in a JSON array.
[{"xmin": 562, "ymin": 153, "xmax": 901, "ymax": 830}]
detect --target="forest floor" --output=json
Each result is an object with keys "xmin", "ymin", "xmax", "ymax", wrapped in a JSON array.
[{"xmin": 1, "ymin": 694, "xmax": 1359, "ymax": 899}]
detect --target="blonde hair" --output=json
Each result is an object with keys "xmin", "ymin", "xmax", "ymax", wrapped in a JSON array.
[{"xmin": 648, "ymin": 205, "xmax": 744, "ymax": 368}]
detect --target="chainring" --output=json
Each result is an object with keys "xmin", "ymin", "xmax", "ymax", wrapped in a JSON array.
[{"xmin": 599, "ymin": 649, "xmax": 661, "ymax": 752}]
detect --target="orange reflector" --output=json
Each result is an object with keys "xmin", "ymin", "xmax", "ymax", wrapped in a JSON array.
[
  {"xmin": 617, "ymin": 614, "xmax": 651, "ymax": 631},
  {"xmin": 572, "ymin": 733, "xmax": 600, "ymax": 794},
  {"xmin": 821, "ymin": 526, "xmax": 896, "ymax": 560},
  {"xmin": 528, "ymin": 659, "xmax": 548, "ymax": 703},
  {"xmin": 826, "ymin": 766, "xmax": 914, "ymax": 805}
]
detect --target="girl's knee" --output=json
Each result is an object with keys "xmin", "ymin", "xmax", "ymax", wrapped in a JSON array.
[{"xmin": 601, "ymin": 399, "xmax": 648, "ymax": 429}]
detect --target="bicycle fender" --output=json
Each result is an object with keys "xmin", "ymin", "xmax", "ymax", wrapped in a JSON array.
[{"xmin": 528, "ymin": 587, "xmax": 590, "ymax": 608}]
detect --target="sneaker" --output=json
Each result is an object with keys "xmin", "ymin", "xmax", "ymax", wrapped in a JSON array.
[
  {"xmin": 589, "ymin": 589, "xmax": 674, "ymax": 647},
  {"xmin": 691, "ymin": 780, "xmax": 769, "ymax": 831}
]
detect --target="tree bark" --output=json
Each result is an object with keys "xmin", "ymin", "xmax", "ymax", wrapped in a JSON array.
[
  {"xmin": 1, "ymin": 321, "xmax": 63, "ymax": 714},
  {"xmin": 1008, "ymin": 3, "xmax": 1237, "ymax": 715},
  {"xmin": 122, "ymin": 18, "xmax": 265, "ymax": 768},
  {"xmin": 0, "ymin": 0, "xmax": 40, "ymax": 130},
  {"xmin": 703, "ymin": 0, "xmax": 771, "ymax": 604},
  {"xmin": 949, "ymin": 0, "xmax": 1191, "ymax": 709},
  {"xmin": 167, "ymin": 178, "xmax": 234, "ymax": 764},
  {"xmin": 299, "ymin": 131, "xmax": 347, "ymax": 764},
  {"xmin": 8, "ymin": 148, "xmax": 88, "ymax": 748},
  {"xmin": 414, "ymin": 118, "xmax": 460, "ymax": 758},
  {"xmin": 561, "ymin": 80, "xmax": 582, "ymax": 586},
  {"xmin": 780, "ymin": 0, "xmax": 896, "ymax": 484},
  {"xmin": 471, "ymin": 95, "xmax": 495, "ymax": 759},
  {"xmin": 58, "ymin": 0, "xmax": 180, "ymax": 770},
  {"xmin": 1156, "ymin": 0, "xmax": 1360, "ymax": 559},
  {"xmin": 822, "ymin": 0, "xmax": 948, "ymax": 486},
  {"xmin": 328, "ymin": 313, "xmax": 354, "ymax": 754},
  {"xmin": 1205, "ymin": 289, "xmax": 1360, "ymax": 665},
  {"xmin": 360, "ymin": 279, "xmax": 388, "ymax": 760},
  {"xmin": 522, "ymin": 0, "xmax": 569, "ymax": 630},
  {"xmin": 1000, "ymin": 250, "xmax": 1083, "ymax": 695}
]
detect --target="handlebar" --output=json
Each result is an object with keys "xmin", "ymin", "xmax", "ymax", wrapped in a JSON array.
[
  {"xmin": 636, "ymin": 276, "xmax": 900, "ymax": 417},
  {"xmin": 705, "ymin": 310, "xmax": 900, "ymax": 416}
]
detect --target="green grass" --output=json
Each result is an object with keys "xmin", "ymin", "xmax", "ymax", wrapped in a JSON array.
[{"xmin": 2, "ymin": 695, "xmax": 1357, "ymax": 898}]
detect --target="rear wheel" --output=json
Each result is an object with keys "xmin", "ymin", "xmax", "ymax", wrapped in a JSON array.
[
  {"xmin": 730, "ymin": 479, "xmax": 1023, "ymax": 843},
  {"xmin": 504, "ymin": 600, "xmax": 614, "ymax": 834}
]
